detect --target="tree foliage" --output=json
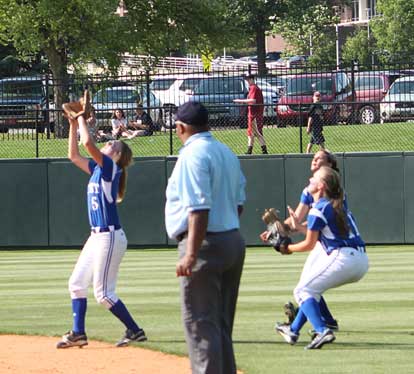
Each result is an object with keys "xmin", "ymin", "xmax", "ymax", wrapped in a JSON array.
[
  {"xmin": 371, "ymin": 0, "xmax": 414, "ymax": 62},
  {"xmin": 341, "ymin": 28, "xmax": 375, "ymax": 68},
  {"xmin": 224, "ymin": 0, "xmax": 287, "ymax": 74},
  {"xmin": 271, "ymin": 2, "xmax": 338, "ymax": 66}
]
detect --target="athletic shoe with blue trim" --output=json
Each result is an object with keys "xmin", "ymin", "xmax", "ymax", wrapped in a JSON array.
[
  {"xmin": 308, "ymin": 320, "xmax": 339, "ymax": 339},
  {"xmin": 275, "ymin": 322, "xmax": 299, "ymax": 345},
  {"xmin": 56, "ymin": 331, "xmax": 88, "ymax": 349},
  {"xmin": 305, "ymin": 328, "xmax": 335, "ymax": 350},
  {"xmin": 116, "ymin": 328, "xmax": 147, "ymax": 347}
]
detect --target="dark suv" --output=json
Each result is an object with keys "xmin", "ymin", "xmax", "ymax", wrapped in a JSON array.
[
  {"xmin": 189, "ymin": 75, "xmax": 278, "ymax": 127},
  {"xmin": 0, "ymin": 76, "xmax": 54, "ymax": 133}
]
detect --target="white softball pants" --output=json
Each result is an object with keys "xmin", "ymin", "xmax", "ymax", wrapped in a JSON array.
[
  {"xmin": 294, "ymin": 243, "xmax": 369, "ymax": 306},
  {"xmin": 68, "ymin": 229, "xmax": 127, "ymax": 309}
]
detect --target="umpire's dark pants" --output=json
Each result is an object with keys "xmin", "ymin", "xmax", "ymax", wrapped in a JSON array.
[{"xmin": 178, "ymin": 229, "xmax": 245, "ymax": 374}]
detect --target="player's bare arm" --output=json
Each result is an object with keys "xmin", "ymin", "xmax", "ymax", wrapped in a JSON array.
[
  {"xmin": 68, "ymin": 118, "xmax": 90, "ymax": 173},
  {"xmin": 78, "ymin": 116, "xmax": 104, "ymax": 167},
  {"xmin": 284, "ymin": 202, "xmax": 309, "ymax": 232},
  {"xmin": 176, "ymin": 209, "xmax": 209, "ymax": 277},
  {"xmin": 287, "ymin": 205, "xmax": 307, "ymax": 234},
  {"xmin": 287, "ymin": 230, "xmax": 319, "ymax": 253}
]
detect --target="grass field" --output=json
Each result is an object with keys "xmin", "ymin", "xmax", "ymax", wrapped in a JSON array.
[
  {"xmin": 1, "ymin": 120, "xmax": 413, "ymax": 158},
  {"xmin": 1, "ymin": 246, "xmax": 413, "ymax": 373}
]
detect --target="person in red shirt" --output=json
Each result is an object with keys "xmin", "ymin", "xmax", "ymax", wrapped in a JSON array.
[{"xmin": 234, "ymin": 74, "xmax": 268, "ymax": 154}]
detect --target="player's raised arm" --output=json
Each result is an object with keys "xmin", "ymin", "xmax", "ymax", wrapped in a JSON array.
[
  {"xmin": 78, "ymin": 115, "xmax": 103, "ymax": 167},
  {"xmin": 68, "ymin": 117, "xmax": 90, "ymax": 173}
]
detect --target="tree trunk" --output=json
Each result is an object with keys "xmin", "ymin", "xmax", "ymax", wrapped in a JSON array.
[
  {"xmin": 45, "ymin": 45, "xmax": 70, "ymax": 138},
  {"xmin": 256, "ymin": 19, "xmax": 267, "ymax": 76}
]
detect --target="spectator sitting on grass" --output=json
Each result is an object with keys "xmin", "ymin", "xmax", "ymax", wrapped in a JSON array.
[{"xmin": 127, "ymin": 104, "xmax": 154, "ymax": 139}]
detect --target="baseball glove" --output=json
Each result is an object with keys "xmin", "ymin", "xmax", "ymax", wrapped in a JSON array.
[{"xmin": 262, "ymin": 208, "xmax": 292, "ymax": 255}]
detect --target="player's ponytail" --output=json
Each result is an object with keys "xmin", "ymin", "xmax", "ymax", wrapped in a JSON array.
[
  {"xmin": 116, "ymin": 141, "xmax": 133, "ymax": 203},
  {"xmin": 319, "ymin": 166, "xmax": 349, "ymax": 237}
]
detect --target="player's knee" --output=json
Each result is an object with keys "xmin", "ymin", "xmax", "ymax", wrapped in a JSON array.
[
  {"xmin": 294, "ymin": 286, "xmax": 320, "ymax": 305},
  {"xmin": 94, "ymin": 292, "xmax": 116, "ymax": 309},
  {"xmin": 68, "ymin": 282, "xmax": 87, "ymax": 299}
]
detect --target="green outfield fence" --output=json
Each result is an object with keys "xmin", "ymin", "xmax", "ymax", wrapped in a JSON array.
[{"xmin": 1, "ymin": 61, "xmax": 414, "ymax": 159}]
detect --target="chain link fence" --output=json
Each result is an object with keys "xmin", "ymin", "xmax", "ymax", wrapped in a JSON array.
[{"xmin": 1, "ymin": 63, "xmax": 414, "ymax": 159}]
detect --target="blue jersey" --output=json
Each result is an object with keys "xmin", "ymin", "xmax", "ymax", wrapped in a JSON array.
[
  {"xmin": 307, "ymin": 197, "xmax": 365, "ymax": 255},
  {"xmin": 300, "ymin": 186, "xmax": 349, "ymax": 210},
  {"xmin": 87, "ymin": 155, "xmax": 121, "ymax": 230}
]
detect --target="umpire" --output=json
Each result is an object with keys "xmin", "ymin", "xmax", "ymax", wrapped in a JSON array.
[{"xmin": 165, "ymin": 101, "xmax": 246, "ymax": 374}]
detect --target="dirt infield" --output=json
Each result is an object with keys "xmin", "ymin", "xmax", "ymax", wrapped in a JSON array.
[{"xmin": 0, "ymin": 335, "xmax": 191, "ymax": 374}]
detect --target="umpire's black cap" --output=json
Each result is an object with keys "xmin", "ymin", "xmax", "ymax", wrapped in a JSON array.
[{"xmin": 175, "ymin": 101, "xmax": 208, "ymax": 127}]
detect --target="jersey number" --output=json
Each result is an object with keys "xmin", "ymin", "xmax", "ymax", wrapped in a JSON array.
[{"xmin": 91, "ymin": 196, "xmax": 99, "ymax": 211}]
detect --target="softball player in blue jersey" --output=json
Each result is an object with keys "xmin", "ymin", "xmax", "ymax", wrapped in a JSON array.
[
  {"xmin": 56, "ymin": 113, "xmax": 146, "ymax": 349},
  {"xmin": 261, "ymin": 150, "xmax": 340, "ymax": 328},
  {"xmin": 275, "ymin": 166, "xmax": 369, "ymax": 349},
  {"xmin": 284, "ymin": 150, "xmax": 342, "ymax": 329}
]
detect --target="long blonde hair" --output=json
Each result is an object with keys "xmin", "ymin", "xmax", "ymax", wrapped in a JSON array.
[
  {"xmin": 116, "ymin": 141, "xmax": 133, "ymax": 203},
  {"xmin": 318, "ymin": 166, "xmax": 349, "ymax": 237}
]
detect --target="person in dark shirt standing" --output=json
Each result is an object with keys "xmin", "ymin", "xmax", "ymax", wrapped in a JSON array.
[
  {"xmin": 234, "ymin": 74, "xmax": 268, "ymax": 155},
  {"xmin": 306, "ymin": 91, "xmax": 326, "ymax": 153}
]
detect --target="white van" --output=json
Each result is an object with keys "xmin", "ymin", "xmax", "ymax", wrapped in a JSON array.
[{"xmin": 380, "ymin": 76, "xmax": 414, "ymax": 123}]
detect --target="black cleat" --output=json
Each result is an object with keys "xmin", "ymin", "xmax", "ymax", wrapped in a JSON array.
[
  {"xmin": 56, "ymin": 331, "xmax": 88, "ymax": 349},
  {"xmin": 116, "ymin": 328, "xmax": 147, "ymax": 347}
]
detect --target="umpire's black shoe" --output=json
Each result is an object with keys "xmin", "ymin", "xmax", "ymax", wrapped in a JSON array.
[
  {"xmin": 305, "ymin": 328, "xmax": 335, "ymax": 350},
  {"xmin": 116, "ymin": 328, "xmax": 147, "ymax": 347},
  {"xmin": 56, "ymin": 331, "xmax": 88, "ymax": 349}
]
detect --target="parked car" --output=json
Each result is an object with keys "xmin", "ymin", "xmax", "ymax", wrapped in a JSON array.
[
  {"xmin": 150, "ymin": 74, "xmax": 205, "ymax": 126},
  {"xmin": 276, "ymin": 72, "xmax": 352, "ymax": 127},
  {"xmin": 92, "ymin": 85, "xmax": 163, "ymax": 130},
  {"xmin": 380, "ymin": 76, "xmax": 414, "ymax": 123},
  {"xmin": 350, "ymin": 70, "xmax": 406, "ymax": 124},
  {"xmin": 270, "ymin": 55, "xmax": 309, "ymax": 69},
  {"xmin": 160, "ymin": 75, "xmax": 279, "ymax": 128},
  {"xmin": 0, "ymin": 76, "xmax": 55, "ymax": 133},
  {"xmin": 237, "ymin": 52, "xmax": 282, "ymax": 64}
]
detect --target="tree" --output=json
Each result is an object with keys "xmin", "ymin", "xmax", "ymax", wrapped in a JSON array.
[
  {"xmin": 224, "ymin": 0, "xmax": 287, "ymax": 75},
  {"xmin": 341, "ymin": 28, "xmax": 376, "ymax": 68},
  {"xmin": 0, "ymin": 0, "xmax": 242, "ymax": 136},
  {"xmin": 271, "ymin": 2, "xmax": 338, "ymax": 67},
  {"xmin": 371, "ymin": 0, "xmax": 414, "ymax": 63},
  {"xmin": 0, "ymin": 0, "xmax": 131, "ymax": 136}
]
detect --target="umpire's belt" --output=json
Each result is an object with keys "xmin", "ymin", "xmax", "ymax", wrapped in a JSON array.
[
  {"xmin": 91, "ymin": 225, "xmax": 121, "ymax": 233},
  {"xmin": 176, "ymin": 229, "xmax": 237, "ymax": 242}
]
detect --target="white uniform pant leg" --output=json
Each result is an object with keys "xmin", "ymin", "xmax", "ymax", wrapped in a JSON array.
[
  {"xmin": 294, "ymin": 247, "xmax": 369, "ymax": 306},
  {"xmin": 68, "ymin": 235, "xmax": 95, "ymax": 299},
  {"xmin": 92, "ymin": 229, "xmax": 128, "ymax": 309},
  {"xmin": 297, "ymin": 241, "xmax": 324, "ymax": 285}
]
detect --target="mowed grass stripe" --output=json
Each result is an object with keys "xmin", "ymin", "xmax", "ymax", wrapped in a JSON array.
[{"xmin": 1, "ymin": 247, "xmax": 414, "ymax": 374}]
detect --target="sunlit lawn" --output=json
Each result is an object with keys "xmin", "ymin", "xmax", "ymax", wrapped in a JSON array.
[{"xmin": 0, "ymin": 120, "xmax": 413, "ymax": 159}]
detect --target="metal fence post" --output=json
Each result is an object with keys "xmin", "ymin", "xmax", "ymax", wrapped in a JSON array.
[
  {"xmin": 169, "ymin": 110, "xmax": 174, "ymax": 155},
  {"xmin": 299, "ymin": 103, "xmax": 303, "ymax": 153},
  {"xmin": 145, "ymin": 69, "xmax": 150, "ymax": 111},
  {"xmin": 45, "ymin": 74, "xmax": 51, "ymax": 140},
  {"xmin": 35, "ymin": 109, "xmax": 39, "ymax": 158}
]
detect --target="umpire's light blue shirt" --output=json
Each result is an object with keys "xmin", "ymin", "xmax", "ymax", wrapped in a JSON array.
[{"xmin": 165, "ymin": 131, "xmax": 246, "ymax": 239}]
